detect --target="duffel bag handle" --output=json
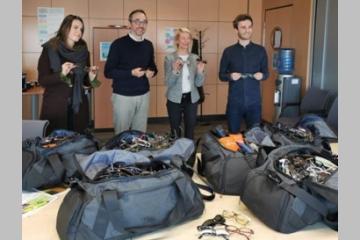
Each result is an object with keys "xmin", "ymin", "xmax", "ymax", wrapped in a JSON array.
[
  {"xmin": 266, "ymin": 169, "xmax": 329, "ymax": 217},
  {"xmin": 47, "ymin": 153, "xmax": 66, "ymax": 180},
  {"xmin": 279, "ymin": 181, "xmax": 328, "ymax": 217},
  {"xmin": 196, "ymin": 183, "xmax": 215, "ymax": 201},
  {"xmin": 95, "ymin": 177, "xmax": 198, "ymax": 238},
  {"xmin": 69, "ymin": 153, "xmax": 93, "ymax": 182},
  {"xmin": 154, "ymin": 154, "xmax": 215, "ymax": 201},
  {"xmin": 196, "ymin": 153, "xmax": 221, "ymax": 176}
]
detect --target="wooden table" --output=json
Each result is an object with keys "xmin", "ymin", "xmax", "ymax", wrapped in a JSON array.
[
  {"xmin": 22, "ymin": 145, "xmax": 339, "ymax": 240},
  {"xmin": 22, "ymin": 86, "xmax": 44, "ymax": 120},
  {"xmin": 22, "ymin": 190, "xmax": 338, "ymax": 240}
]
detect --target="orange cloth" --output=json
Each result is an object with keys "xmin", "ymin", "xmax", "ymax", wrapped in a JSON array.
[
  {"xmin": 229, "ymin": 134, "xmax": 244, "ymax": 143},
  {"xmin": 218, "ymin": 133, "xmax": 245, "ymax": 151}
]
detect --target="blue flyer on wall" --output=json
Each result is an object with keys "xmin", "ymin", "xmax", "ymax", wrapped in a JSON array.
[{"xmin": 100, "ymin": 42, "xmax": 111, "ymax": 61}]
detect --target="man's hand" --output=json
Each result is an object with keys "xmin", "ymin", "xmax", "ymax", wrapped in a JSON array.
[
  {"xmin": 253, "ymin": 72, "xmax": 263, "ymax": 81},
  {"xmin": 131, "ymin": 67, "xmax": 145, "ymax": 78},
  {"xmin": 230, "ymin": 72, "xmax": 241, "ymax": 81},
  {"xmin": 145, "ymin": 69, "xmax": 155, "ymax": 79}
]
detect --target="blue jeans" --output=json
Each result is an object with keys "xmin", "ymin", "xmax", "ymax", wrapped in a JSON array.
[{"xmin": 226, "ymin": 101, "xmax": 261, "ymax": 133}]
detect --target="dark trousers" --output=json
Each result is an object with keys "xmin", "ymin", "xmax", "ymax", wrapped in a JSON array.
[
  {"xmin": 226, "ymin": 101, "xmax": 261, "ymax": 134},
  {"xmin": 166, "ymin": 93, "xmax": 198, "ymax": 139}
]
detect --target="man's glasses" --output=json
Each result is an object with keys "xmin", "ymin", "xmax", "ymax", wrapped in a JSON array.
[{"xmin": 131, "ymin": 19, "xmax": 148, "ymax": 25}]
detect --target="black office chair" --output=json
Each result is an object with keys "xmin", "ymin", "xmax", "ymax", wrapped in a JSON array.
[
  {"xmin": 277, "ymin": 87, "xmax": 332, "ymax": 127},
  {"xmin": 326, "ymin": 96, "xmax": 338, "ymax": 136}
]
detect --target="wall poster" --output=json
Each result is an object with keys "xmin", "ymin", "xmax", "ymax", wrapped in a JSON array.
[{"xmin": 37, "ymin": 7, "xmax": 64, "ymax": 45}]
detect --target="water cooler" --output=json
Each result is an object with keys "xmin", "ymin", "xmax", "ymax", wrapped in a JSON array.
[{"xmin": 274, "ymin": 48, "xmax": 301, "ymax": 121}]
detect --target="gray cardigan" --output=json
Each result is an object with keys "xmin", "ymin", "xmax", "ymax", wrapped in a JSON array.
[{"xmin": 164, "ymin": 52, "xmax": 205, "ymax": 104}]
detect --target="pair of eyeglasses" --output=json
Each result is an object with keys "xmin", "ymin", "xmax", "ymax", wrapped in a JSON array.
[
  {"xmin": 198, "ymin": 225, "xmax": 230, "ymax": 240},
  {"xmin": 131, "ymin": 19, "xmax": 148, "ymax": 25},
  {"xmin": 222, "ymin": 210, "xmax": 251, "ymax": 226},
  {"xmin": 176, "ymin": 57, "xmax": 190, "ymax": 66},
  {"xmin": 40, "ymin": 136, "xmax": 68, "ymax": 148},
  {"xmin": 74, "ymin": 65, "xmax": 98, "ymax": 73},
  {"xmin": 239, "ymin": 73, "xmax": 254, "ymax": 79},
  {"xmin": 225, "ymin": 225, "xmax": 254, "ymax": 240}
]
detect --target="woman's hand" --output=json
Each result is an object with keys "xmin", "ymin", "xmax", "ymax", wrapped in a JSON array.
[
  {"xmin": 88, "ymin": 66, "xmax": 99, "ymax": 81},
  {"xmin": 197, "ymin": 61, "xmax": 206, "ymax": 74},
  {"xmin": 61, "ymin": 62, "xmax": 75, "ymax": 76},
  {"xmin": 172, "ymin": 59, "xmax": 183, "ymax": 74}
]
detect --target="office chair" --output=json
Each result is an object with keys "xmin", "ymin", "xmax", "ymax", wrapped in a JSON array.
[
  {"xmin": 326, "ymin": 96, "xmax": 338, "ymax": 136},
  {"xmin": 22, "ymin": 120, "xmax": 49, "ymax": 141},
  {"xmin": 277, "ymin": 87, "xmax": 332, "ymax": 127}
]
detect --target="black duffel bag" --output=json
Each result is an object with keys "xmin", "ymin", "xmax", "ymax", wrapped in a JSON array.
[
  {"xmin": 198, "ymin": 129, "xmax": 258, "ymax": 196},
  {"xmin": 22, "ymin": 129, "xmax": 99, "ymax": 190},
  {"xmin": 57, "ymin": 150, "xmax": 209, "ymax": 240},
  {"xmin": 241, "ymin": 144, "xmax": 338, "ymax": 233}
]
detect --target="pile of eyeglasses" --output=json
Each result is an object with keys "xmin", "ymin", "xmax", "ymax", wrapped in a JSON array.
[
  {"xmin": 197, "ymin": 212, "xmax": 254, "ymax": 240},
  {"xmin": 113, "ymin": 133, "xmax": 175, "ymax": 152},
  {"xmin": 275, "ymin": 153, "xmax": 338, "ymax": 184},
  {"xmin": 274, "ymin": 123, "xmax": 314, "ymax": 144},
  {"xmin": 93, "ymin": 161, "xmax": 170, "ymax": 181},
  {"xmin": 40, "ymin": 135, "xmax": 76, "ymax": 149},
  {"xmin": 287, "ymin": 127, "xmax": 314, "ymax": 142}
]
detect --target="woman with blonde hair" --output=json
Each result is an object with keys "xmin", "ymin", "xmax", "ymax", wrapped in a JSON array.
[{"xmin": 164, "ymin": 27, "xmax": 206, "ymax": 139}]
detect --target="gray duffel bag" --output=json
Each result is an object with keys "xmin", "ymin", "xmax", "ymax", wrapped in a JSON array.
[
  {"xmin": 22, "ymin": 129, "xmax": 98, "ymax": 190},
  {"xmin": 241, "ymin": 144, "xmax": 338, "ymax": 233},
  {"xmin": 56, "ymin": 150, "xmax": 206, "ymax": 240},
  {"xmin": 102, "ymin": 130, "xmax": 195, "ymax": 169}
]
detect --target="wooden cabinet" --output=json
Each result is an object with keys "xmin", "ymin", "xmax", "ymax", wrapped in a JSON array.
[
  {"xmin": 149, "ymin": 87, "xmax": 157, "ymax": 118},
  {"xmin": 200, "ymin": 85, "xmax": 217, "ymax": 115},
  {"xmin": 216, "ymin": 84, "xmax": 228, "ymax": 114},
  {"xmin": 156, "ymin": 86, "xmax": 168, "ymax": 117}
]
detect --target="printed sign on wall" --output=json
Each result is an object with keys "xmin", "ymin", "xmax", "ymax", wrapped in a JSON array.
[
  {"xmin": 100, "ymin": 42, "xmax": 111, "ymax": 61},
  {"xmin": 164, "ymin": 27, "xmax": 177, "ymax": 53},
  {"xmin": 37, "ymin": 7, "xmax": 64, "ymax": 45}
]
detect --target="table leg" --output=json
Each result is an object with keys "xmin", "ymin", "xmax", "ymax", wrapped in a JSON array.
[{"xmin": 31, "ymin": 95, "xmax": 39, "ymax": 120}]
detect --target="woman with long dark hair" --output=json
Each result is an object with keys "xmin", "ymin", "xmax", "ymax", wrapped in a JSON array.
[{"xmin": 38, "ymin": 15, "xmax": 101, "ymax": 134}]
